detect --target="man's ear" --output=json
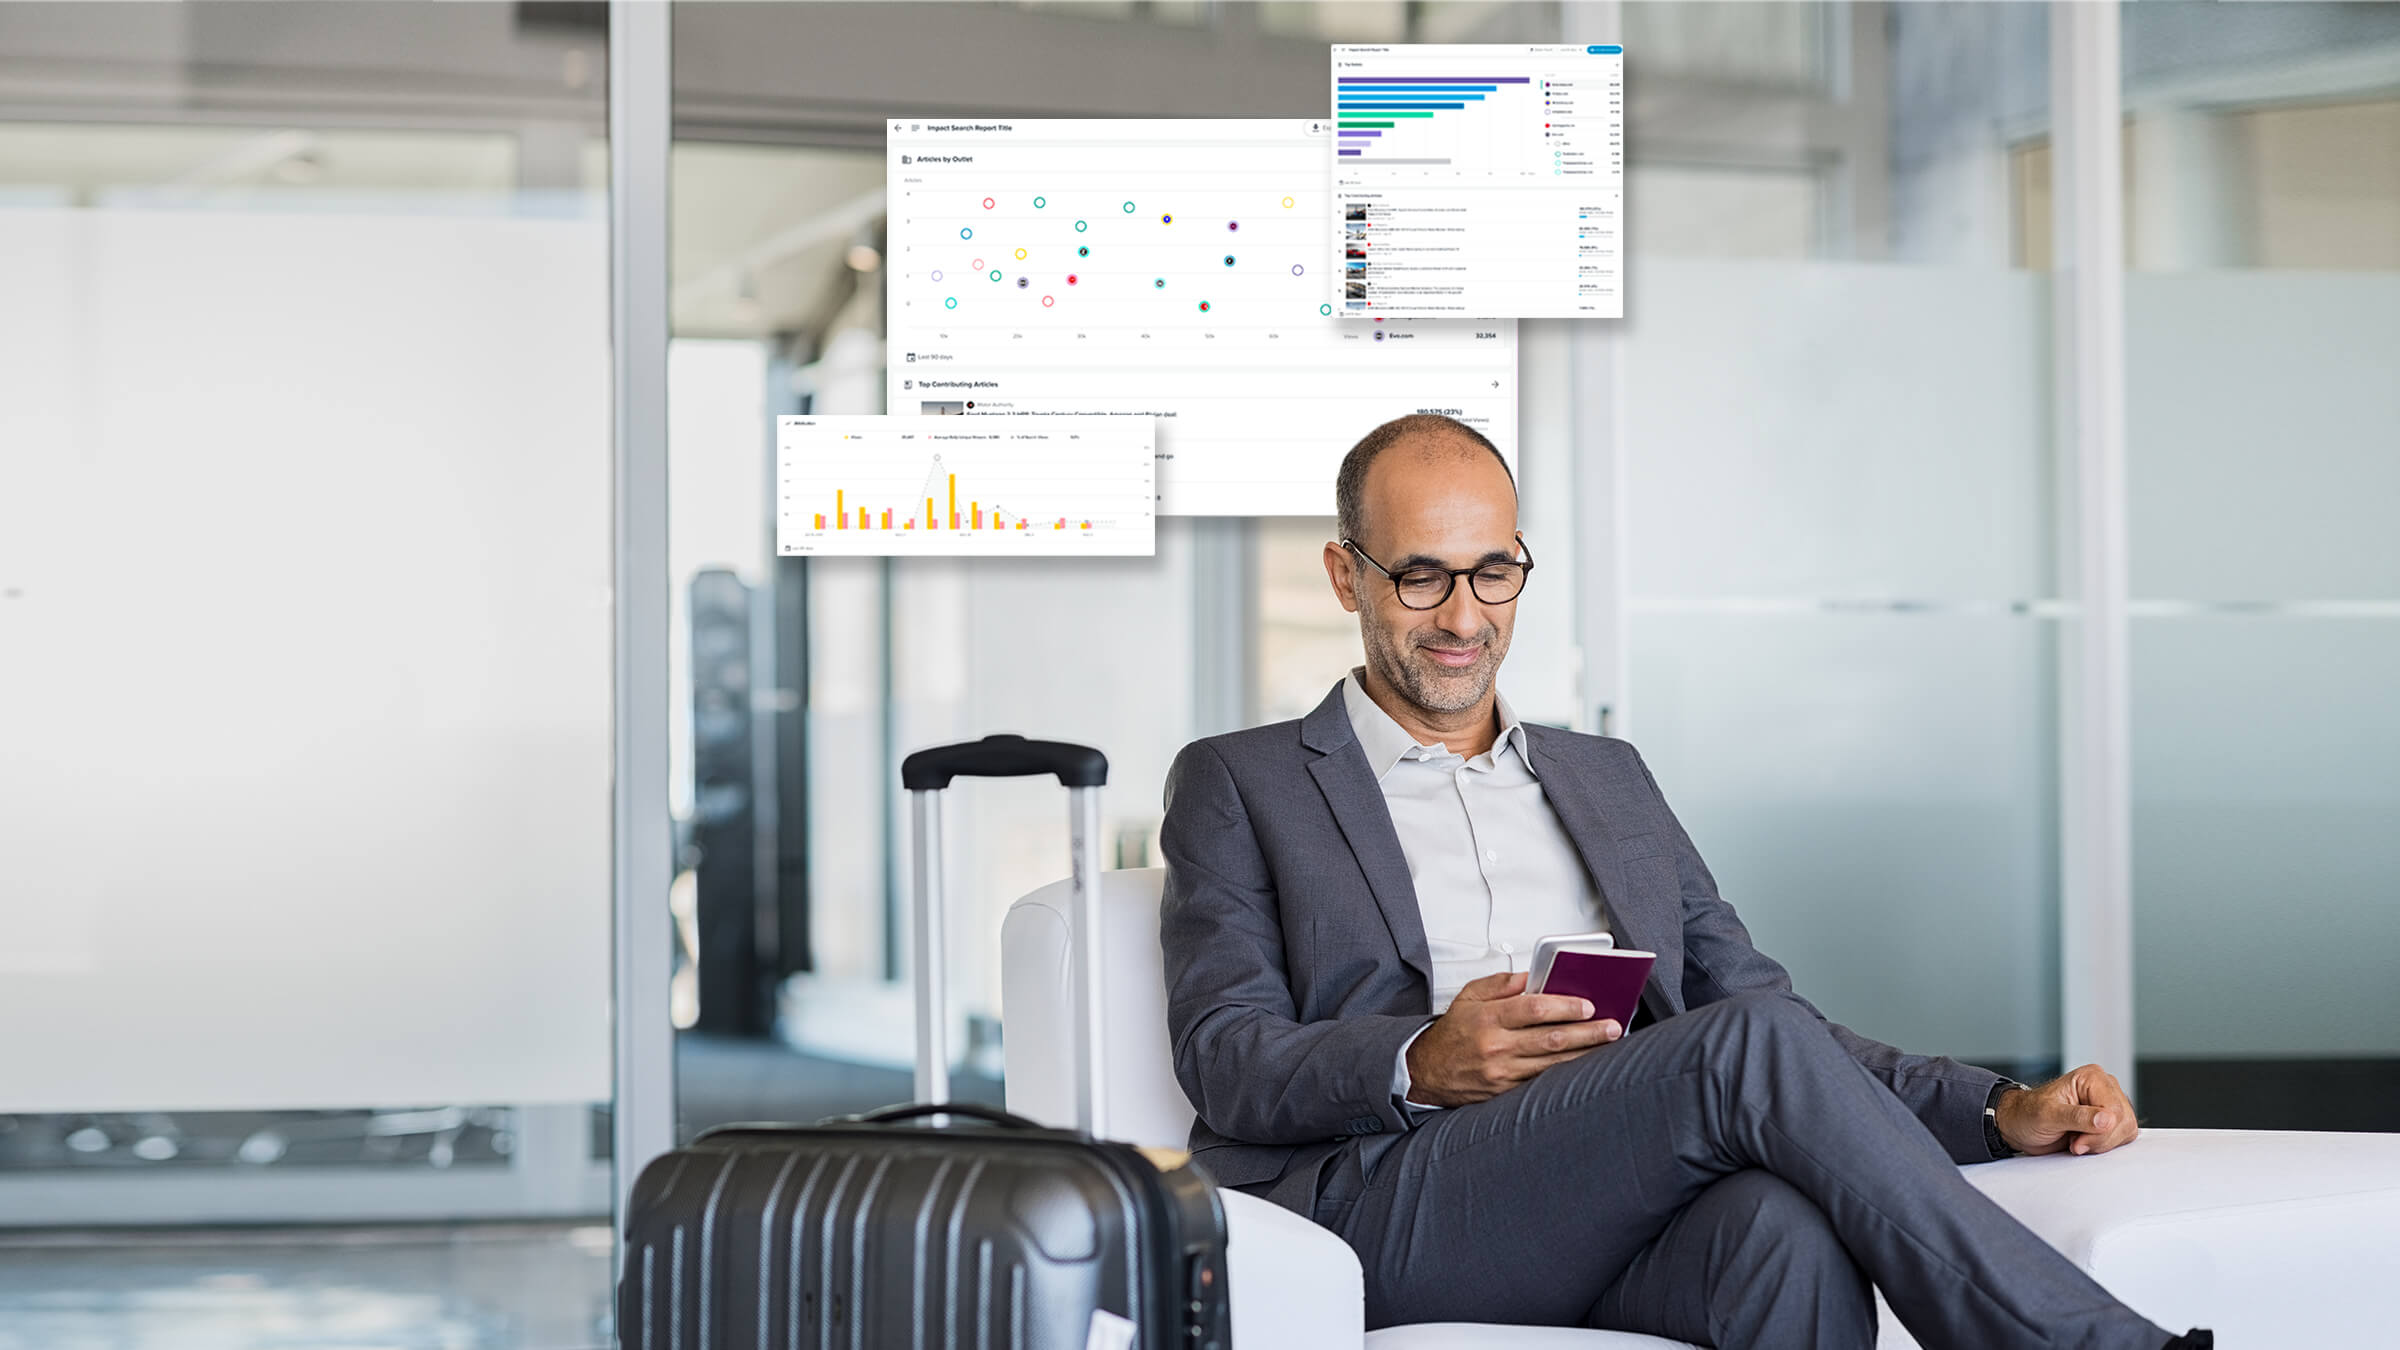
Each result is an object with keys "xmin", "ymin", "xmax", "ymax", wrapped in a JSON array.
[{"xmin": 1323, "ymin": 541, "xmax": 1361, "ymax": 614}]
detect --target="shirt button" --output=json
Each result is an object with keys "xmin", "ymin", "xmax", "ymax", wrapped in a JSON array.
[{"xmin": 1484, "ymin": 848, "xmax": 1498, "ymax": 862}]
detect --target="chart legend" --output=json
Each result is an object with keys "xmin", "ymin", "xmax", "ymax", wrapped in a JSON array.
[{"xmin": 777, "ymin": 415, "xmax": 1154, "ymax": 557}]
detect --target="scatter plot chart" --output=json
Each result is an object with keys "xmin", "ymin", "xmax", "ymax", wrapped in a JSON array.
[
  {"xmin": 888, "ymin": 119, "xmax": 1518, "ymax": 515},
  {"xmin": 777, "ymin": 415, "xmax": 1155, "ymax": 557}
]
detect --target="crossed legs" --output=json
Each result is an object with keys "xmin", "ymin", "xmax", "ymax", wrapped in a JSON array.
[{"xmin": 1312, "ymin": 991, "xmax": 2169, "ymax": 1350}]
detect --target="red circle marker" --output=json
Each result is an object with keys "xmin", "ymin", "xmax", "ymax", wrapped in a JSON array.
[
  {"xmin": 982, "ymin": 197, "xmax": 995, "ymax": 209},
  {"xmin": 972, "ymin": 258, "xmax": 983, "ymax": 269},
  {"xmin": 1067, "ymin": 274, "xmax": 1079, "ymax": 285},
  {"xmin": 1042, "ymin": 295, "xmax": 1055, "ymax": 307}
]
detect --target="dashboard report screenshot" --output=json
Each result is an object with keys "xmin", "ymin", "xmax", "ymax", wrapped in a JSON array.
[
  {"xmin": 1333, "ymin": 44, "xmax": 1625, "ymax": 319},
  {"xmin": 886, "ymin": 118, "xmax": 1518, "ymax": 516}
]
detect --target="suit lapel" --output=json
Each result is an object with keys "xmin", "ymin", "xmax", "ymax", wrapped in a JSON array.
[
  {"xmin": 1524, "ymin": 724, "xmax": 1682, "ymax": 1016},
  {"xmin": 1300, "ymin": 685, "xmax": 1436, "ymax": 987}
]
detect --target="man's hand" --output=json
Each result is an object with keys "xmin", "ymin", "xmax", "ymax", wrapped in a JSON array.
[
  {"xmin": 1995, "ymin": 1064, "xmax": 2141, "ymax": 1157},
  {"xmin": 1404, "ymin": 970, "xmax": 1621, "ymax": 1108}
]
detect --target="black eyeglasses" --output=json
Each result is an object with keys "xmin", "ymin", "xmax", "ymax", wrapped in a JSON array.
[{"xmin": 1342, "ymin": 537, "xmax": 1535, "ymax": 610}]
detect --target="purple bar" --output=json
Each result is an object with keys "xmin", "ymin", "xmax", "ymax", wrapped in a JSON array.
[
  {"xmin": 1338, "ymin": 76, "xmax": 1531, "ymax": 83},
  {"xmin": 1338, "ymin": 130, "xmax": 1382, "ymax": 138},
  {"xmin": 1338, "ymin": 148, "xmax": 1363, "ymax": 156}
]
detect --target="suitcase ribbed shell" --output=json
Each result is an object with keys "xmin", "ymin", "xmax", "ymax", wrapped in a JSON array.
[{"xmin": 620, "ymin": 1119, "xmax": 1229, "ymax": 1350}]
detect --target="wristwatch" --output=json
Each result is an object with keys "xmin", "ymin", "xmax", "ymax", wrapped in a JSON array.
[{"xmin": 1983, "ymin": 1078, "xmax": 2028, "ymax": 1159}]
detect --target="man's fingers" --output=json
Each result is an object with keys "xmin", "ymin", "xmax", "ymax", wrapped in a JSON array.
[
  {"xmin": 1507, "ymin": 1019, "xmax": 1618, "ymax": 1057},
  {"xmin": 1494, "ymin": 994, "xmax": 1597, "ymax": 1028}
]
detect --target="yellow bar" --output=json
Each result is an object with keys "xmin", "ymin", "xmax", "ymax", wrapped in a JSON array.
[
  {"xmin": 926, "ymin": 497, "xmax": 936, "ymax": 530},
  {"xmin": 948, "ymin": 475, "xmax": 957, "ymax": 529},
  {"xmin": 972, "ymin": 503, "xmax": 981, "ymax": 530},
  {"xmin": 881, "ymin": 509, "xmax": 892, "ymax": 529},
  {"xmin": 814, "ymin": 513, "xmax": 825, "ymax": 530},
  {"xmin": 836, "ymin": 490, "xmax": 845, "ymax": 529},
  {"xmin": 859, "ymin": 507, "xmax": 869, "ymax": 530}
]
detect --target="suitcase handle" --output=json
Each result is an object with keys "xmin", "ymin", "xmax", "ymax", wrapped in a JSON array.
[
  {"xmin": 901, "ymin": 735, "xmax": 1109, "ymax": 790},
  {"xmin": 844, "ymin": 1102, "xmax": 1049, "ymax": 1132}
]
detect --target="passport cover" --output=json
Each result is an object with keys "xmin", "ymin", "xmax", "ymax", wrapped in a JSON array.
[{"xmin": 1540, "ymin": 949, "xmax": 1654, "ymax": 1027}]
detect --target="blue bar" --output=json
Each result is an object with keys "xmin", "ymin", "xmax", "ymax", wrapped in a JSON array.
[
  {"xmin": 1334, "ymin": 85, "xmax": 1498, "ymax": 92},
  {"xmin": 1336, "ymin": 102, "xmax": 1468, "ymax": 111}
]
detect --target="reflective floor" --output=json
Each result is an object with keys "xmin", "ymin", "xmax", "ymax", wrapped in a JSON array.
[{"xmin": 0, "ymin": 1223, "xmax": 613, "ymax": 1350}]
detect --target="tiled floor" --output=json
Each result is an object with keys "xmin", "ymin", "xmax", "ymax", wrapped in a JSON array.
[{"xmin": 0, "ymin": 1223, "xmax": 614, "ymax": 1350}]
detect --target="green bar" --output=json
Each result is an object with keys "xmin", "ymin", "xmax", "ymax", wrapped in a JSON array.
[{"xmin": 1338, "ymin": 121, "xmax": 1396, "ymax": 129}]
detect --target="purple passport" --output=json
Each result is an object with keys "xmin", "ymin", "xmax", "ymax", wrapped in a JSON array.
[{"xmin": 1540, "ymin": 950, "xmax": 1655, "ymax": 1028}]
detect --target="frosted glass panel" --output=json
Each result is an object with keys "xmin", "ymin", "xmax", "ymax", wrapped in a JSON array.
[
  {"xmin": 2127, "ymin": 274, "xmax": 2400, "ymax": 599},
  {"xmin": 2132, "ymin": 619, "xmax": 2400, "ymax": 1056},
  {"xmin": 0, "ymin": 208, "xmax": 611, "ymax": 1114},
  {"xmin": 1629, "ymin": 616, "xmax": 2058, "ymax": 1063},
  {"xmin": 1622, "ymin": 262, "xmax": 2052, "ymax": 601}
]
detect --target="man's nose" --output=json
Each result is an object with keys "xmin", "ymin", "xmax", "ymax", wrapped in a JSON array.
[{"xmin": 1431, "ymin": 577, "xmax": 1485, "ymax": 639}]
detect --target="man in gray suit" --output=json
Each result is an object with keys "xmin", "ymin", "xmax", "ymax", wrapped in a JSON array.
[{"xmin": 1158, "ymin": 415, "xmax": 2208, "ymax": 1349}]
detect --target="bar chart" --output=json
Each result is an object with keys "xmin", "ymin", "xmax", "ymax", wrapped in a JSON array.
[
  {"xmin": 777, "ymin": 415, "xmax": 1154, "ymax": 557},
  {"xmin": 1336, "ymin": 76, "xmax": 1531, "ymax": 166}
]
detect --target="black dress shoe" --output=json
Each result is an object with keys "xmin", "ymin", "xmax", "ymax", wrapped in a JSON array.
[{"xmin": 2161, "ymin": 1332, "xmax": 2213, "ymax": 1349}]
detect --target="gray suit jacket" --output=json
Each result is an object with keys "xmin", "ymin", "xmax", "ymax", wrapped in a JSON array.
[{"xmin": 1157, "ymin": 681, "xmax": 2005, "ymax": 1215}]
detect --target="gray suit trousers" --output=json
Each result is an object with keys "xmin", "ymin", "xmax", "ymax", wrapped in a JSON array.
[{"xmin": 1310, "ymin": 991, "xmax": 2169, "ymax": 1350}]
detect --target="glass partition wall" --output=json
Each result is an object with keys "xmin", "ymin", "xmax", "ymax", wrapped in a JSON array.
[
  {"xmin": 0, "ymin": 0, "xmax": 618, "ymax": 1342},
  {"xmin": 2117, "ymin": 1, "xmax": 2400, "ymax": 1127}
]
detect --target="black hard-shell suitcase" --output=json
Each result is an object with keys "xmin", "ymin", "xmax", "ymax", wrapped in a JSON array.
[{"xmin": 619, "ymin": 736, "xmax": 1233, "ymax": 1350}]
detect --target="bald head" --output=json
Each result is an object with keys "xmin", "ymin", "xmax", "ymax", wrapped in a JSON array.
[{"xmin": 1334, "ymin": 414, "xmax": 1516, "ymax": 548}]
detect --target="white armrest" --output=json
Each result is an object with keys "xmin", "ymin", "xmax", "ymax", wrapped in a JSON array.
[
  {"xmin": 1879, "ymin": 1128, "xmax": 2400, "ymax": 1347},
  {"xmin": 1223, "ymin": 1189, "xmax": 1366, "ymax": 1350}
]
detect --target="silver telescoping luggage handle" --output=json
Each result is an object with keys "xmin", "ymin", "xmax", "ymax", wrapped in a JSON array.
[{"xmin": 901, "ymin": 736, "xmax": 1110, "ymax": 1139}]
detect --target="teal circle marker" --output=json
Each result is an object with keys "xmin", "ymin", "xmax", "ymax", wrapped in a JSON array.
[
  {"xmin": 1074, "ymin": 220, "xmax": 1088, "ymax": 232},
  {"xmin": 1122, "ymin": 201, "xmax": 1135, "ymax": 213},
  {"xmin": 945, "ymin": 297, "xmax": 957, "ymax": 309},
  {"xmin": 959, "ymin": 227, "xmax": 972, "ymax": 240},
  {"xmin": 1076, "ymin": 245, "xmax": 1089, "ymax": 258},
  {"xmin": 989, "ymin": 269, "xmax": 1002, "ymax": 282},
  {"xmin": 1320, "ymin": 303, "xmax": 1332, "ymax": 316},
  {"xmin": 1033, "ymin": 196, "xmax": 1047, "ymax": 208}
]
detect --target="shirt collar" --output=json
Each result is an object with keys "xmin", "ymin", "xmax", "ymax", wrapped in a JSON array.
[{"xmin": 1342, "ymin": 668, "xmax": 1533, "ymax": 781}]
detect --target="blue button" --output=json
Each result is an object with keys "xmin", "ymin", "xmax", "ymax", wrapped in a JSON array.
[{"xmin": 1587, "ymin": 45, "xmax": 1623, "ymax": 54}]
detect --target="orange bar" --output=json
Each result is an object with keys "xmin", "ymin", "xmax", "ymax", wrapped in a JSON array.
[
  {"xmin": 926, "ymin": 497, "xmax": 936, "ymax": 530},
  {"xmin": 814, "ymin": 513, "xmax": 825, "ymax": 530},
  {"xmin": 881, "ymin": 509, "xmax": 892, "ymax": 529},
  {"xmin": 1053, "ymin": 521, "xmax": 1063, "ymax": 530},
  {"xmin": 948, "ymin": 475, "xmax": 957, "ymax": 530},
  {"xmin": 859, "ymin": 507, "xmax": 869, "ymax": 529},
  {"xmin": 836, "ymin": 490, "xmax": 845, "ymax": 529},
  {"xmin": 972, "ymin": 503, "xmax": 981, "ymax": 530}
]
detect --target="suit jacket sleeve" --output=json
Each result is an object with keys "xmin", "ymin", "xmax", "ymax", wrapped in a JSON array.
[
  {"xmin": 1158, "ymin": 740, "xmax": 1427, "ymax": 1145},
  {"xmin": 1626, "ymin": 744, "xmax": 2007, "ymax": 1165}
]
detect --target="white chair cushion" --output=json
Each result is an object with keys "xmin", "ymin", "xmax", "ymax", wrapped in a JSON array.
[{"xmin": 1875, "ymin": 1126, "xmax": 2400, "ymax": 1348}]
